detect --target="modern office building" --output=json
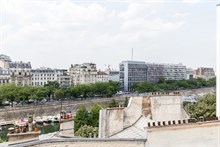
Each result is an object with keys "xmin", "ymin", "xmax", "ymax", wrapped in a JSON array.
[
  {"xmin": 32, "ymin": 67, "xmax": 71, "ymax": 86},
  {"xmin": 9, "ymin": 61, "xmax": 32, "ymax": 86},
  {"xmin": 69, "ymin": 63, "xmax": 97, "ymax": 85},
  {"xmin": 146, "ymin": 63, "xmax": 186, "ymax": 83},
  {"xmin": 119, "ymin": 61, "xmax": 147, "ymax": 92},
  {"xmin": 120, "ymin": 61, "xmax": 187, "ymax": 92},
  {"xmin": 195, "ymin": 67, "xmax": 215, "ymax": 80}
]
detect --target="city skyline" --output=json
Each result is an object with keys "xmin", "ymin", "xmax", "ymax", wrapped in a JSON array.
[{"xmin": 0, "ymin": 0, "xmax": 217, "ymax": 70}]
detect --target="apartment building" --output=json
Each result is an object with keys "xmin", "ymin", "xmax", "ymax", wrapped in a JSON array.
[
  {"xmin": 69, "ymin": 63, "xmax": 97, "ymax": 85},
  {"xmin": 9, "ymin": 61, "xmax": 32, "ymax": 86},
  {"xmin": 32, "ymin": 67, "xmax": 71, "ymax": 86},
  {"xmin": 97, "ymin": 71, "xmax": 109, "ymax": 83},
  {"xmin": 0, "ymin": 68, "xmax": 10, "ymax": 84},
  {"xmin": 0, "ymin": 54, "xmax": 11, "ymax": 69},
  {"xmin": 195, "ymin": 67, "xmax": 215, "ymax": 80}
]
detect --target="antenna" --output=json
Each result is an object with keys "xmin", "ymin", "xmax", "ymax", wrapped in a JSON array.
[{"xmin": 131, "ymin": 48, "xmax": 133, "ymax": 61}]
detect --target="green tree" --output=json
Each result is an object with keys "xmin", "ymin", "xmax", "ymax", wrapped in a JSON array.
[
  {"xmin": 90, "ymin": 104, "xmax": 102, "ymax": 127},
  {"xmin": 74, "ymin": 105, "xmax": 90, "ymax": 132},
  {"xmin": 108, "ymin": 99, "xmax": 118, "ymax": 108},
  {"xmin": 44, "ymin": 81, "xmax": 60, "ymax": 98},
  {"xmin": 54, "ymin": 89, "xmax": 65, "ymax": 99},
  {"xmin": 124, "ymin": 97, "xmax": 129, "ymax": 107},
  {"xmin": 75, "ymin": 125, "xmax": 98, "ymax": 138},
  {"xmin": 185, "ymin": 94, "xmax": 216, "ymax": 120}
]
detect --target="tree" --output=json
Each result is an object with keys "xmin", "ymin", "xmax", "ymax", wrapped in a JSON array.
[
  {"xmin": 185, "ymin": 94, "xmax": 216, "ymax": 120},
  {"xmin": 75, "ymin": 125, "xmax": 98, "ymax": 138},
  {"xmin": 54, "ymin": 89, "xmax": 65, "ymax": 99},
  {"xmin": 74, "ymin": 105, "xmax": 90, "ymax": 132},
  {"xmin": 90, "ymin": 104, "xmax": 102, "ymax": 127},
  {"xmin": 124, "ymin": 97, "xmax": 129, "ymax": 107},
  {"xmin": 108, "ymin": 99, "xmax": 118, "ymax": 108},
  {"xmin": 44, "ymin": 81, "xmax": 60, "ymax": 98}
]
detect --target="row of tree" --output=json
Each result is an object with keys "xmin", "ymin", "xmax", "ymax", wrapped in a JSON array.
[
  {"xmin": 132, "ymin": 77, "xmax": 216, "ymax": 93},
  {"xmin": 0, "ymin": 81, "xmax": 120, "ymax": 105}
]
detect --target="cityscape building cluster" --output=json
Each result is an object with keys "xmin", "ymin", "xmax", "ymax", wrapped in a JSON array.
[{"xmin": 0, "ymin": 54, "xmax": 215, "ymax": 91}]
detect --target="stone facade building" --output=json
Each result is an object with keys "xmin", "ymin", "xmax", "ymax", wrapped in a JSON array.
[
  {"xmin": 195, "ymin": 67, "xmax": 215, "ymax": 80},
  {"xmin": 0, "ymin": 68, "xmax": 10, "ymax": 84},
  {"xmin": 69, "ymin": 63, "xmax": 97, "ymax": 85},
  {"xmin": 32, "ymin": 67, "xmax": 71, "ymax": 87},
  {"xmin": 9, "ymin": 61, "xmax": 32, "ymax": 86},
  {"xmin": 97, "ymin": 71, "xmax": 109, "ymax": 83}
]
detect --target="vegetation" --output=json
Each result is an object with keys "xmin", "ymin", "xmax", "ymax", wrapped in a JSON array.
[
  {"xmin": 74, "ymin": 104, "xmax": 103, "ymax": 132},
  {"xmin": 185, "ymin": 94, "xmax": 216, "ymax": 120},
  {"xmin": 108, "ymin": 99, "xmax": 118, "ymax": 108},
  {"xmin": 75, "ymin": 125, "xmax": 98, "ymax": 138},
  {"xmin": 124, "ymin": 97, "xmax": 129, "ymax": 107},
  {"xmin": 0, "ymin": 81, "xmax": 120, "ymax": 106},
  {"xmin": 132, "ymin": 77, "xmax": 216, "ymax": 93}
]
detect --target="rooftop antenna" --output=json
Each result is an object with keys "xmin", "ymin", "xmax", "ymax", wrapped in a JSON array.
[{"xmin": 131, "ymin": 48, "xmax": 133, "ymax": 61}]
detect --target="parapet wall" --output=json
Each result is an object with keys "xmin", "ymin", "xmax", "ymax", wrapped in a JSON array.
[{"xmin": 146, "ymin": 120, "xmax": 220, "ymax": 147}]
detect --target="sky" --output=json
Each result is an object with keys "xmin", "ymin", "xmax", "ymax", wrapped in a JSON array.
[{"xmin": 0, "ymin": 0, "xmax": 218, "ymax": 70}]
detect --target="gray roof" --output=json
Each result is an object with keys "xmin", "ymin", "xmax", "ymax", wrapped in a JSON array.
[
  {"xmin": 9, "ymin": 61, "xmax": 32, "ymax": 69},
  {"xmin": 110, "ymin": 116, "xmax": 154, "ymax": 139}
]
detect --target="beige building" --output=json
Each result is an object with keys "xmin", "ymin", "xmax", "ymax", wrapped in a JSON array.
[
  {"xmin": 97, "ymin": 71, "xmax": 109, "ymax": 83},
  {"xmin": 0, "ymin": 54, "xmax": 11, "ymax": 69},
  {"xmin": 69, "ymin": 63, "xmax": 97, "ymax": 85},
  {"xmin": 32, "ymin": 67, "xmax": 71, "ymax": 87},
  {"xmin": 0, "ymin": 68, "xmax": 10, "ymax": 84},
  {"xmin": 195, "ymin": 67, "xmax": 215, "ymax": 80},
  {"xmin": 9, "ymin": 61, "xmax": 32, "ymax": 86}
]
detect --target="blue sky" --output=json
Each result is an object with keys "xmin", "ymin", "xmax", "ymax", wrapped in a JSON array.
[{"xmin": 0, "ymin": 0, "xmax": 218, "ymax": 70}]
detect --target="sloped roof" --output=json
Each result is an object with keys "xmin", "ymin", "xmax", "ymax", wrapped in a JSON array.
[{"xmin": 110, "ymin": 116, "xmax": 154, "ymax": 139}]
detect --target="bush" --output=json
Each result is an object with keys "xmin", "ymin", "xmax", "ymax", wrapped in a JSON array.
[{"xmin": 75, "ymin": 125, "xmax": 98, "ymax": 138}]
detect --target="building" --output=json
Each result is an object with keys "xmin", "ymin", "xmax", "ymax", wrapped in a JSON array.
[
  {"xmin": 146, "ymin": 63, "xmax": 186, "ymax": 83},
  {"xmin": 9, "ymin": 61, "xmax": 32, "ymax": 86},
  {"xmin": 195, "ymin": 67, "xmax": 215, "ymax": 80},
  {"xmin": 69, "ymin": 63, "xmax": 97, "ymax": 85},
  {"xmin": 119, "ymin": 61, "xmax": 187, "ymax": 92},
  {"xmin": 0, "ymin": 54, "xmax": 11, "ymax": 69},
  {"xmin": 32, "ymin": 67, "xmax": 71, "ymax": 86},
  {"xmin": 104, "ymin": 69, "xmax": 120, "ymax": 82},
  {"xmin": 119, "ymin": 61, "xmax": 147, "ymax": 92},
  {"xmin": 97, "ymin": 71, "xmax": 109, "ymax": 83},
  {"xmin": 186, "ymin": 68, "xmax": 195, "ymax": 80},
  {"xmin": 0, "ymin": 68, "xmax": 10, "ymax": 84},
  {"xmin": 216, "ymin": 1, "xmax": 220, "ymax": 119}
]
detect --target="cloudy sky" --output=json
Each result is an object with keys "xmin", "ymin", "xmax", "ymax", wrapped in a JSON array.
[{"xmin": 0, "ymin": 0, "xmax": 217, "ymax": 70}]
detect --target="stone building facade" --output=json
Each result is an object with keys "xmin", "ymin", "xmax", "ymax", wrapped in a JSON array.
[{"xmin": 69, "ymin": 63, "xmax": 97, "ymax": 85}]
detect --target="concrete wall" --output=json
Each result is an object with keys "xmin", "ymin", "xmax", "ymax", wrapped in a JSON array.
[
  {"xmin": 9, "ymin": 138, "xmax": 146, "ymax": 147},
  {"xmin": 0, "ymin": 98, "xmax": 125, "ymax": 122},
  {"xmin": 150, "ymin": 95, "xmax": 189, "ymax": 121},
  {"xmin": 123, "ymin": 97, "xmax": 143, "ymax": 128},
  {"xmin": 99, "ymin": 108, "xmax": 124, "ymax": 138},
  {"xmin": 146, "ymin": 121, "xmax": 220, "ymax": 147}
]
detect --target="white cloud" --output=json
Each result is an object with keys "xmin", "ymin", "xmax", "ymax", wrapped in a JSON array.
[
  {"xmin": 182, "ymin": 0, "xmax": 202, "ymax": 4},
  {"xmin": 0, "ymin": 0, "xmax": 193, "ymax": 69}
]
